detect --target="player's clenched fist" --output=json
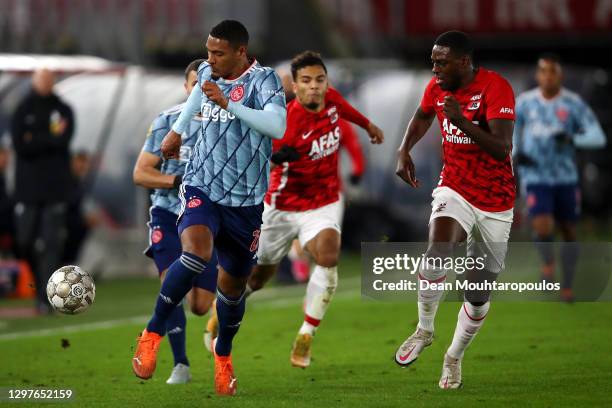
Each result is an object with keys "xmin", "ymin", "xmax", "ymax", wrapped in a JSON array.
[
  {"xmin": 366, "ymin": 122, "xmax": 385, "ymax": 144},
  {"xmin": 395, "ymin": 152, "xmax": 419, "ymax": 188},
  {"xmin": 202, "ymin": 80, "xmax": 229, "ymax": 110},
  {"xmin": 442, "ymin": 95, "xmax": 464, "ymax": 125},
  {"xmin": 161, "ymin": 130, "xmax": 182, "ymax": 159}
]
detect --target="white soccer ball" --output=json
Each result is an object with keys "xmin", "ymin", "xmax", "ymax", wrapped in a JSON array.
[{"xmin": 46, "ymin": 265, "xmax": 95, "ymax": 314}]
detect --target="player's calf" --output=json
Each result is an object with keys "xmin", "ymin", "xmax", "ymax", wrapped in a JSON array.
[
  {"xmin": 247, "ymin": 263, "xmax": 277, "ymax": 293},
  {"xmin": 300, "ymin": 264, "xmax": 338, "ymax": 336},
  {"xmin": 189, "ymin": 288, "xmax": 215, "ymax": 316}
]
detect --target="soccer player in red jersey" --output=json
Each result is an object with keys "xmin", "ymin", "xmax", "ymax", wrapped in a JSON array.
[
  {"xmin": 394, "ymin": 31, "xmax": 516, "ymax": 389},
  {"xmin": 249, "ymin": 51, "xmax": 383, "ymax": 367}
]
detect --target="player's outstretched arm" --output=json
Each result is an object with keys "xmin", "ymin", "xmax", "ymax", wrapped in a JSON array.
[
  {"xmin": 396, "ymin": 107, "xmax": 435, "ymax": 187},
  {"xmin": 133, "ymin": 151, "xmax": 179, "ymax": 189},
  {"xmin": 331, "ymin": 88, "xmax": 384, "ymax": 144},
  {"xmin": 443, "ymin": 96, "xmax": 513, "ymax": 161}
]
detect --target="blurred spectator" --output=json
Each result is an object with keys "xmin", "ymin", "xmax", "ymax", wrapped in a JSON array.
[
  {"xmin": 513, "ymin": 54, "xmax": 606, "ymax": 302},
  {"xmin": 0, "ymin": 141, "xmax": 14, "ymax": 256},
  {"xmin": 62, "ymin": 151, "xmax": 100, "ymax": 265},
  {"xmin": 10, "ymin": 68, "xmax": 75, "ymax": 314}
]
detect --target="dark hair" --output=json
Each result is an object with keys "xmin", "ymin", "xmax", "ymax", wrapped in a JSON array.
[
  {"xmin": 538, "ymin": 52, "xmax": 561, "ymax": 65},
  {"xmin": 209, "ymin": 20, "xmax": 249, "ymax": 48},
  {"xmin": 290, "ymin": 51, "xmax": 327, "ymax": 80},
  {"xmin": 434, "ymin": 30, "xmax": 474, "ymax": 58},
  {"xmin": 185, "ymin": 59, "xmax": 205, "ymax": 80}
]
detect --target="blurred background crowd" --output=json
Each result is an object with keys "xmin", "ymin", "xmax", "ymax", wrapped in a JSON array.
[{"xmin": 0, "ymin": 0, "xmax": 609, "ymax": 309}]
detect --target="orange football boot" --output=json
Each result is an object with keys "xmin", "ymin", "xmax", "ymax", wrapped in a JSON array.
[
  {"xmin": 132, "ymin": 329, "xmax": 163, "ymax": 379},
  {"xmin": 213, "ymin": 340, "xmax": 237, "ymax": 396}
]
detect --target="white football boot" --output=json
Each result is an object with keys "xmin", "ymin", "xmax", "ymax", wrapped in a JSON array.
[
  {"xmin": 394, "ymin": 328, "xmax": 433, "ymax": 366},
  {"xmin": 439, "ymin": 353, "xmax": 462, "ymax": 389},
  {"xmin": 166, "ymin": 363, "xmax": 191, "ymax": 384}
]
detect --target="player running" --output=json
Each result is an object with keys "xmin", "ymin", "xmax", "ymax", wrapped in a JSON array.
[
  {"xmin": 132, "ymin": 20, "xmax": 286, "ymax": 396},
  {"xmin": 394, "ymin": 31, "xmax": 516, "ymax": 389},
  {"xmin": 241, "ymin": 51, "xmax": 383, "ymax": 368},
  {"xmin": 132, "ymin": 59, "xmax": 217, "ymax": 384},
  {"xmin": 513, "ymin": 53, "xmax": 606, "ymax": 302}
]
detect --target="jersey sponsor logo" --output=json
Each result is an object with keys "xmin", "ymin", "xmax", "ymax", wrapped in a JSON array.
[
  {"xmin": 202, "ymin": 103, "xmax": 236, "ymax": 122},
  {"xmin": 470, "ymin": 94, "xmax": 482, "ymax": 101},
  {"xmin": 499, "ymin": 107, "xmax": 514, "ymax": 114},
  {"xmin": 442, "ymin": 118, "xmax": 474, "ymax": 144},
  {"xmin": 151, "ymin": 229, "xmax": 163, "ymax": 244},
  {"xmin": 230, "ymin": 85, "xmax": 245, "ymax": 102},
  {"xmin": 308, "ymin": 126, "xmax": 341, "ymax": 160},
  {"xmin": 468, "ymin": 102, "xmax": 480, "ymax": 110},
  {"xmin": 302, "ymin": 130, "xmax": 314, "ymax": 139},
  {"xmin": 187, "ymin": 197, "xmax": 202, "ymax": 209}
]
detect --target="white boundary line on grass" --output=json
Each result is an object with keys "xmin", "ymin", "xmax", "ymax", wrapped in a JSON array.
[{"xmin": 0, "ymin": 277, "xmax": 361, "ymax": 341}]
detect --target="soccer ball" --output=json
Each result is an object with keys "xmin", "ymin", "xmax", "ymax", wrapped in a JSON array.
[{"xmin": 46, "ymin": 265, "xmax": 95, "ymax": 314}]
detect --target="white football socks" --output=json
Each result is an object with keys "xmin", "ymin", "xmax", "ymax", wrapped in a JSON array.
[
  {"xmin": 417, "ymin": 263, "xmax": 446, "ymax": 333},
  {"xmin": 299, "ymin": 265, "xmax": 338, "ymax": 335},
  {"xmin": 447, "ymin": 301, "xmax": 490, "ymax": 360}
]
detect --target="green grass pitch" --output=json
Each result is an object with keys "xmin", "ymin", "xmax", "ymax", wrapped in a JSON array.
[{"xmin": 1, "ymin": 254, "xmax": 611, "ymax": 407}]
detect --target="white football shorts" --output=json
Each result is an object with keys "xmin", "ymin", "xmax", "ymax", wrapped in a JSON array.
[
  {"xmin": 257, "ymin": 199, "xmax": 342, "ymax": 265},
  {"xmin": 429, "ymin": 186, "xmax": 513, "ymax": 273}
]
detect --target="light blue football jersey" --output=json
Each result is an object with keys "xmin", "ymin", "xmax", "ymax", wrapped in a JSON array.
[
  {"xmin": 179, "ymin": 60, "xmax": 286, "ymax": 207},
  {"xmin": 142, "ymin": 103, "xmax": 201, "ymax": 215},
  {"xmin": 513, "ymin": 87, "xmax": 606, "ymax": 186}
]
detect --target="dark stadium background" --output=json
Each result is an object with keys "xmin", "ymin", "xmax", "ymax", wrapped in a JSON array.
[
  {"xmin": 0, "ymin": 2, "xmax": 611, "ymax": 407},
  {"xmin": 2, "ymin": 1, "xmax": 609, "ymax": 274}
]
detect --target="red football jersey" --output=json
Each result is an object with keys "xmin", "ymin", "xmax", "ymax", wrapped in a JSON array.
[
  {"xmin": 421, "ymin": 68, "xmax": 516, "ymax": 212},
  {"xmin": 266, "ymin": 88, "xmax": 370, "ymax": 211}
]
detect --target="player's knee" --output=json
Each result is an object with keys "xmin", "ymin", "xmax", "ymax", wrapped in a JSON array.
[
  {"xmin": 426, "ymin": 242, "xmax": 455, "ymax": 260},
  {"xmin": 190, "ymin": 302, "xmax": 210, "ymax": 316},
  {"xmin": 314, "ymin": 251, "xmax": 339, "ymax": 268},
  {"xmin": 464, "ymin": 292, "xmax": 489, "ymax": 306},
  {"xmin": 181, "ymin": 241, "xmax": 213, "ymax": 262},
  {"xmin": 181, "ymin": 228, "xmax": 214, "ymax": 261}
]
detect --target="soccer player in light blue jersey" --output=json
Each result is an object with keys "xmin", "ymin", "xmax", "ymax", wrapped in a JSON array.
[
  {"xmin": 132, "ymin": 20, "xmax": 286, "ymax": 395},
  {"xmin": 513, "ymin": 54, "xmax": 606, "ymax": 301},
  {"xmin": 133, "ymin": 59, "xmax": 218, "ymax": 384}
]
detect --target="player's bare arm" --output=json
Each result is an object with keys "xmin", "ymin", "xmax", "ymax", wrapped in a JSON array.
[
  {"xmin": 443, "ymin": 95, "xmax": 513, "ymax": 161},
  {"xmin": 160, "ymin": 130, "xmax": 182, "ymax": 159},
  {"xmin": 133, "ymin": 150, "xmax": 179, "ymax": 189},
  {"xmin": 366, "ymin": 122, "xmax": 384, "ymax": 144},
  {"xmin": 396, "ymin": 107, "xmax": 435, "ymax": 187}
]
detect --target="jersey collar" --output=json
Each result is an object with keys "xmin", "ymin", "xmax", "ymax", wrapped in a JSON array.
[{"xmin": 218, "ymin": 58, "xmax": 259, "ymax": 84}]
